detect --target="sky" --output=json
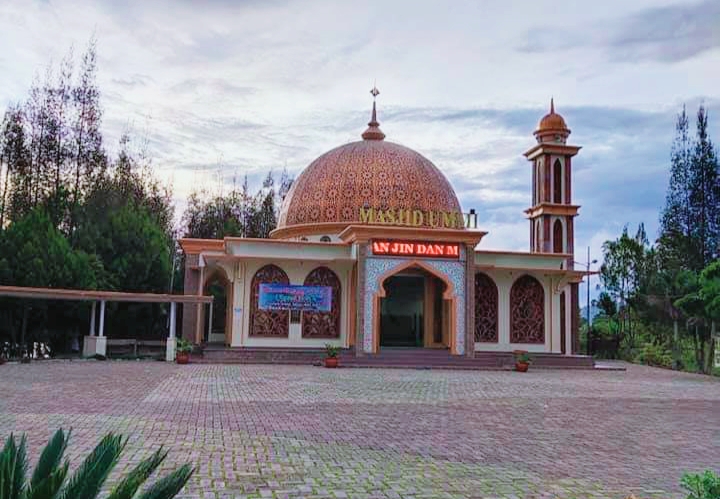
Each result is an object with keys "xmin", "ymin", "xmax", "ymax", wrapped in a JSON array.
[{"xmin": 1, "ymin": 0, "xmax": 719, "ymax": 296}]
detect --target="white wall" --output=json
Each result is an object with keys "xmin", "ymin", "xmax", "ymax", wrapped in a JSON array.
[{"xmin": 231, "ymin": 259, "xmax": 352, "ymax": 348}]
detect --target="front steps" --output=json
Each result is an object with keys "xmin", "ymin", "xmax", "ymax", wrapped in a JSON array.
[{"xmin": 198, "ymin": 345, "xmax": 595, "ymax": 370}]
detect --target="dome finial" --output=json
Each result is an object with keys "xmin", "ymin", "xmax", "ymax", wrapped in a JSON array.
[
  {"xmin": 550, "ymin": 97, "xmax": 555, "ymax": 114},
  {"xmin": 362, "ymin": 84, "xmax": 385, "ymax": 140}
]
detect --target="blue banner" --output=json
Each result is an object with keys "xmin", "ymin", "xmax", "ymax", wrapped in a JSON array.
[{"xmin": 258, "ymin": 284, "xmax": 332, "ymax": 312}]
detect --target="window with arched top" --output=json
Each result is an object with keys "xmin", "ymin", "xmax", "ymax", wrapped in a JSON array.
[
  {"xmin": 249, "ymin": 264, "xmax": 290, "ymax": 337},
  {"xmin": 320, "ymin": 235, "xmax": 331, "ymax": 243},
  {"xmin": 553, "ymin": 159, "xmax": 563, "ymax": 204},
  {"xmin": 553, "ymin": 219, "xmax": 564, "ymax": 254},
  {"xmin": 302, "ymin": 266, "xmax": 341, "ymax": 338},
  {"xmin": 510, "ymin": 275, "xmax": 545, "ymax": 344},
  {"xmin": 474, "ymin": 273, "xmax": 498, "ymax": 342}
]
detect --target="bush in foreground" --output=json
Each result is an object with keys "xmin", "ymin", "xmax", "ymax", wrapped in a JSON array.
[{"xmin": 0, "ymin": 428, "xmax": 193, "ymax": 499}]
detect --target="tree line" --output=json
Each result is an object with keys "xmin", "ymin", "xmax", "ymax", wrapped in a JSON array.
[
  {"xmin": 0, "ymin": 40, "xmax": 291, "ymax": 355},
  {"xmin": 594, "ymin": 105, "xmax": 720, "ymax": 374}
]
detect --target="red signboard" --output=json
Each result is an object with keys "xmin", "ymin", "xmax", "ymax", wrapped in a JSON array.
[{"xmin": 371, "ymin": 240, "xmax": 460, "ymax": 259}]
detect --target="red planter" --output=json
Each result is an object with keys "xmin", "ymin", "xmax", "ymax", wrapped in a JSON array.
[
  {"xmin": 324, "ymin": 357, "xmax": 338, "ymax": 368},
  {"xmin": 176, "ymin": 352, "xmax": 190, "ymax": 365},
  {"xmin": 515, "ymin": 362, "xmax": 529, "ymax": 372}
]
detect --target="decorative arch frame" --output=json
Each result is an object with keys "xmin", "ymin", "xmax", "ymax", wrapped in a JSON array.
[
  {"xmin": 372, "ymin": 259, "xmax": 458, "ymax": 354},
  {"xmin": 249, "ymin": 264, "xmax": 290, "ymax": 337},
  {"xmin": 474, "ymin": 272, "xmax": 498, "ymax": 342},
  {"xmin": 510, "ymin": 274, "xmax": 545, "ymax": 344},
  {"xmin": 302, "ymin": 266, "xmax": 342, "ymax": 338}
]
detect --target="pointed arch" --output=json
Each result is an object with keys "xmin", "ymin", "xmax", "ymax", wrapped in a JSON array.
[
  {"xmin": 553, "ymin": 218, "xmax": 564, "ymax": 254},
  {"xmin": 249, "ymin": 264, "xmax": 290, "ymax": 337},
  {"xmin": 553, "ymin": 159, "xmax": 563, "ymax": 204},
  {"xmin": 510, "ymin": 274, "xmax": 545, "ymax": 343},
  {"xmin": 302, "ymin": 266, "xmax": 341, "ymax": 338},
  {"xmin": 474, "ymin": 272, "xmax": 498, "ymax": 342}
]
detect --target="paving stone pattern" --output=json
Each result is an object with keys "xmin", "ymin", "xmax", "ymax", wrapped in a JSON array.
[{"xmin": 0, "ymin": 361, "xmax": 718, "ymax": 498}]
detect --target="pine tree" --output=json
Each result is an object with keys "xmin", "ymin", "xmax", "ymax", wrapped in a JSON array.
[
  {"xmin": 1, "ymin": 106, "xmax": 31, "ymax": 224},
  {"xmin": 688, "ymin": 105, "xmax": 720, "ymax": 269},
  {"xmin": 70, "ymin": 38, "xmax": 106, "ymax": 234},
  {"xmin": 659, "ymin": 106, "xmax": 692, "ymax": 271}
]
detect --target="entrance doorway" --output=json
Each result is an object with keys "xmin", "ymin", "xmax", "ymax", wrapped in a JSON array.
[
  {"xmin": 202, "ymin": 272, "xmax": 231, "ymax": 344},
  {"xmin": 379, "ymin": 269, "xmax": 448, "ymax": 349}
]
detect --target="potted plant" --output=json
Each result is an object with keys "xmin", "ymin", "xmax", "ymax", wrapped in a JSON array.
[
  {"xmin": 176, "ymin": 338, "xmax": 193, "ymax": 364},
  {"xmin": 514, "ymin": 350, "xmax": 531, "ymax": 372},
  {"xmin": 324, "ymin": 343, "xmax": 340, "ymax": 368}
]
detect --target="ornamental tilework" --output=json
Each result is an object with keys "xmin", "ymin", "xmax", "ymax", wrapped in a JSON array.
[
  {"xmin": 363, "ymin": 256, "xmax": 466, "ymax": 354},
  {"xmin": 277, "ymin": 140, "xmax": 462, "ymax": 229}
]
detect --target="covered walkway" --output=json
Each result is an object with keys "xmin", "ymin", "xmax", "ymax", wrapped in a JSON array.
[{"xmin": 0, "ymin": 286, "xmax": 212, "ymax": 361}]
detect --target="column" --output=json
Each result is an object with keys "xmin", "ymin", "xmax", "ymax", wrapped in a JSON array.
[
  {"xmin": 83, "ymin": 302, "xmax": 98, "ymax": 357},
  {"xmin": 166, "ymin": 302, "xmax": 177, "ymax": 362},
  {"xmin": 95, "ymin": 301, "xmax": 107, "ymax": 356}
]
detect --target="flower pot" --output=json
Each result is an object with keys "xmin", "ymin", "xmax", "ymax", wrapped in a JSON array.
[
  {"xmin": 176, "ymin": 352, "xmax": 190, "ymax": 364},
  {"xmin": 515, "ymin": 361, "xmax": 529, "ymax": 372},
  {"xmin": 324, "ymin": 357, "xmax": 338, "ymax": 368}
]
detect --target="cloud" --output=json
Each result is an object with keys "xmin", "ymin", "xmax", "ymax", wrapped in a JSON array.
[
  {"xmin": 517, "ymin": 0, "xmax": 720, "ymax": 63},
  {"xmin": 0, "ymin": 0, "xmax": 718, "ymax": 257}
]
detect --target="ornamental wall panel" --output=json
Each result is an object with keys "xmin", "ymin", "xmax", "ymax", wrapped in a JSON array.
[
  {"xmin": 302, "ymin": 266, "xmax": 341, "ymax": 338},
  {"xmin": 249, "ymin": 264, "xmax": 290, "ymax": 337},
  {"xmin": 510, "ymin": 274, "xmax": 545, "ymax": 344},
  {"xmin": 474, "ymin": 272, "xmax": 498, "ymax": 342}
]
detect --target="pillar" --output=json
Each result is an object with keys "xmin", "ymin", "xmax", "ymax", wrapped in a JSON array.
[
  {"xmin": 181, "ymin": 254, "xmax": 201, "ymax": 341},
  {"xmin": 84, "ymin": 300, "xmax": 106, "ymax": 357},
  {"xmin": 166, "ymin": 302, "xmax": 177, "ymax": 362}
]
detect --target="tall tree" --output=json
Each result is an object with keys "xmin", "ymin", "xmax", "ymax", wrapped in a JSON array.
[
  {"xmin": 688, "ymin": 105, "xmax": 720, "ymax": 270},
  {"xmin": 70, "ymin": 38, "xmax": 106, "ymax": 234},
  {"xmin": 659, "ymin": 106, "xmax": 693, "ymax": 271},
  {"xmin": 0, "ymin": 106, "xmax": 30, "ymax": 226}
]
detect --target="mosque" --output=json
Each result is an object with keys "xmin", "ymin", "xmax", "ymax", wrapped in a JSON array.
[{"xmin": 179, "ymin": 92, "xmax": 589, "ymax": 363}]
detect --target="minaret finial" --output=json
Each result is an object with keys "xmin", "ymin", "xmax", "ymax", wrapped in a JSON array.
[
  {"xmin": 362, "ymin": 83, "xmax": 385, "ymax": 140},
  {"xmin": 550, "ymin": 97, "xmax": 555, "ymax": 114}
]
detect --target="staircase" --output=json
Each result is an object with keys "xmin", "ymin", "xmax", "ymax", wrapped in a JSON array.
[{"xmin": 199, "ymin": 345, "xmax": 595, "ymax": 370}]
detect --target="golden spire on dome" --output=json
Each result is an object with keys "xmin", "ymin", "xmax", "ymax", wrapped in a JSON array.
[{"xmin": 362, "ymin": 84, "xmax": 386, "ymax": 141}]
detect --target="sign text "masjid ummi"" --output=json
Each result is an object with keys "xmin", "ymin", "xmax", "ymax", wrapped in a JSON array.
[{"xmin": 359, "ymin": 207, "xmax": 476, "ymax": 229}]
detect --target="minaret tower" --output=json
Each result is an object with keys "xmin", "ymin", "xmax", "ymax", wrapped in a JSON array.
[{"xmin": 523, "ymin": 99, "xmax": 581, "ymax": 268}]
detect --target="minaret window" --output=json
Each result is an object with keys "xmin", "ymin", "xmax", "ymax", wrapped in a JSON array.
[
  {"xmin": 553, "ymin": 219, "xmax": 564, "ymax": 253},
  {"xmin": 553, "ymin": 159, "xmax": 562, "ymax": 204}
]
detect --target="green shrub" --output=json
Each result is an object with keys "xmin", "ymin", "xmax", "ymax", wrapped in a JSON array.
[
  {"xmin": 681, "ymin": 470, "xmax": 720, "ymax": 499},
  {"xmin": 324, "ymin": 343, "xmax": 340, "ymax": 358},
  {"xmin": 176, "ymin": 338, "xmax": 193, "ymax": 354},
  {"xmin": 0, "ymin": 428, "xmax": 193, "ymax": 499},
  {"xmin": 634, "ymin": 342, "xmax": 673, "ymax": 368}
]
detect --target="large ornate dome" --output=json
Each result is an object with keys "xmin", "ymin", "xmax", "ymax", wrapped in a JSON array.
[{"xmin": 272, "ymin": 102, "xmax": 462, "ymax": 239}]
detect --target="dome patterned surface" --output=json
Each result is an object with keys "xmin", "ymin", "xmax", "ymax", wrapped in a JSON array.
[
  {"xmin": 276, "ymin": 139, "xmax": 462, "ymax": 233},
  {"xmin": 537, "ymin": 112, "xmax": 568, "ymax": 132}
]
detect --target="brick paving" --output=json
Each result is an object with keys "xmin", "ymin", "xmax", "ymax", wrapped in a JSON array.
[{"xmin": 0, "ymin": 361, "xmax": 718, "ymax": 498}]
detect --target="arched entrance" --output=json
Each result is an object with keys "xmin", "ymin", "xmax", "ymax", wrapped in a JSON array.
[
  {"xmin": 377, "ymin": 265, "xmax": 453, "ymax": 350},
  {"xmin": 202, "ymin": 269, "xmax": 232, "ymax": 344}
]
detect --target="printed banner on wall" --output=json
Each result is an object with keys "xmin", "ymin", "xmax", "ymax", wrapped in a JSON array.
[{"xmin": 258, "ymin": 284, "xmax": 332, "ymax": 312}]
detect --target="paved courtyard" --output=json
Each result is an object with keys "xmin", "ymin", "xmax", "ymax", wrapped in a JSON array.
[{"xmin": 0, "ymin": 361, "xmax": 718, "ymax": 498}]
